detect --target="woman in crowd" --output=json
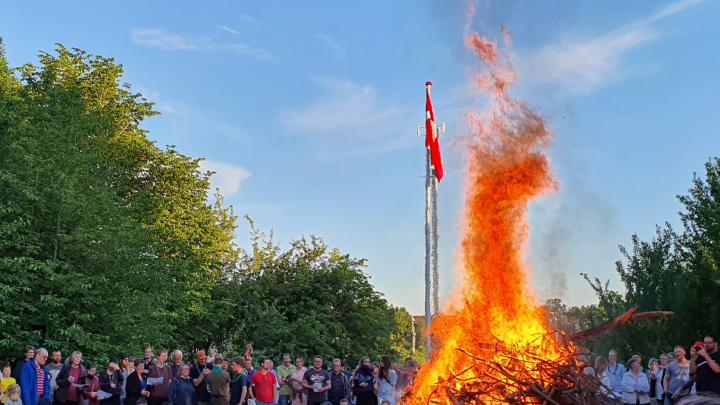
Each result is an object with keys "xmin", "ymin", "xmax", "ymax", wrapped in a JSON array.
[
  {"xmin": 622, "ymin": 357, "xmax": 651, "ymax": 405},
  {"xmin": 289, "ymin": 357, "xmax": 307, "ymax": 405},
  {"xmin": 377, "ymin": 357, "xmax": 397, "ymax": 405},
  {"xmin": 100, "ymin": 362, "xmax": 124, "ymax": 405},
  {"xmin": 167, "ymin": 364, "xmax": 195, "ymax": 405},
  {"xmin": 55, "ymin": 352, "xmax": 86, "ymax": 405},
  {"xmin": 125, "ymin": 360, "xmax": 149, "ymax": 405},
  {"xmin": 646, "ymin": 358, "xmax": 658, "ymax": 405},
  {"xmin": 1, "ymin": 363, "xmax": 17, "ymax": 404},
  {"xmin": 595, "ymin": 356, "xmax": 610, "ymax": 397},
  {"xmin": 83, "ymin": 365, "xmax": 101, "ymax": 405},
  {"xmin": 653, "ymin": 354, "xmax": 668, "ymax": 404},
  {"xmin": 352, "ymin": 358, "xmax": 375, "ymax": 405}
]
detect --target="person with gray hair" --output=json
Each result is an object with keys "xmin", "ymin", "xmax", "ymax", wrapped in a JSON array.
[
  {"xmin": 327, "ymin": 359, "xmax": 351, "ymax": 405},
  {"xmin": 20, "ymin": 348, "xmax": 51, "ymax": 405},
  {"xmin": 171, "ymin": 350, "xmax": 185, "ymax": 378},
  {"xmin": 621, "ymin": 357, "xmax": 651, "ymax": 405},
  {"xmin": 55, "ymin": 351, "xmax": 86, "ymax": 405}
]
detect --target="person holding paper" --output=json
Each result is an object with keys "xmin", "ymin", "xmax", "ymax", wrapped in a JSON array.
[
  {"xmin": 54, "ymin": 352, "xmax": 86, "ymax": 405},
  {"xmin": 82, "ymin": 365, "xmax": 101, "ymax": 405},
  {"xmin": 147, "ymin": 351, "xmax": 172, "ymax": 405},
  {"xmin": 125, "ymin": 361, "xmax": 149, "ymax": 405},
  {"xmin": 301, "ymin": 357, "xmax": 330, "ymax": 405},
  {"xmin": 100, "ymin": 362, "xmax": 123, "ymax": 405}
]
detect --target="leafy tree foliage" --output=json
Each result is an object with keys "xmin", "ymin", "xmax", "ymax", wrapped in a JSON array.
[{"xmin": 0, "ymin": 45, "xmax": 416, "ymax": 366}]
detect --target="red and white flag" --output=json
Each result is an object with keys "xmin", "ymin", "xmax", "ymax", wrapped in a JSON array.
[{"xmin": 425, "ymin": 81, "xmax": 444, "ymax": 182}]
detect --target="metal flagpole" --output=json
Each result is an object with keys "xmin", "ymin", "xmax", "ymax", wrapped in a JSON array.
[{"xmin": 424, "ymin": 145, "xmax": 433, "ymax": 361}]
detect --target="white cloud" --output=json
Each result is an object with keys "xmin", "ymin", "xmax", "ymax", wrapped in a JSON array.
[
  {"xmin": 131, "ymin": 28, "xmax": 197, "ymax": 50},
  {"xmin": 517, "ymin": 0, "xmax": 706, "ymax": 95},
  {"xmin": 316, "ymin": 34, "xmax": 347, "ymax": 60},
  {"xmin": 281, "ymin": 77, "xmax": 414, "ymax": 152},
  {"xmin": 218, "ymin": 25, "xmax": 241, "ymax": 36},
  {"xmin": 199, "ymin": 159, "xmax": 251, "ymax": 198},
  {"xmin": 130, "ymin": 27, "xmax": 274, "ymax": 61}
]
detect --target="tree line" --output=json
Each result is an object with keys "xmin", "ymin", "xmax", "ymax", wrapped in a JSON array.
[
  {"xmin": 544, "ymin": 158, "xmax": 720, "ymax": 359},
  {"xmin": 0, "ymin": 45, "xmax": 421, "ymax": 366}
]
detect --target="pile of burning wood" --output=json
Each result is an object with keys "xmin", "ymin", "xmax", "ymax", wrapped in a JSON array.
[{"xmin": 410, "ymin": 308, "xmax": 673, "ymax": 405}]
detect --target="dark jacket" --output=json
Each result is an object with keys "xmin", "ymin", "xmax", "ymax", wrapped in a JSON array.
[
  {"xmin": 125, "ymin": 371, "xmax": 147, "ymax": 405},
  {"xmin": 168, "ymin": 377, "xmax": 196, "ymax": 405},
  {"xmin": 55, "ymin": 364, "xmax": 88, "ymax": 403},
  {"xmin": 20, "ymin": 361, "xmax": 51, "ymax": 405},
  {"xmin": 328, "ymin": 371, "xmax": 352, "ymax": 402},
  {"xmin": 100, "ymin": 371, "xmax": 125, "ymax": 401}
]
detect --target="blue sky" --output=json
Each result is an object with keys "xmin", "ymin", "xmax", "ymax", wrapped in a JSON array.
[{"xmin": 3, "ymin": 0, "xmax": 719, "ymax": 314}]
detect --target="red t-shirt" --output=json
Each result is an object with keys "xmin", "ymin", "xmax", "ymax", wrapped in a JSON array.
[{"xmin": 251, "ymin": 371, "xmax": 277, "ymax": 403}]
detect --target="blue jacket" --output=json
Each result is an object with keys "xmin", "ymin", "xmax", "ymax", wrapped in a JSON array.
[
  {"xmin": 20, "ymin": 361, "xmax": 51, "ymax": 405},
  {"xmin": 167, "ymin": 377, "xmax": 196, "ymax": 405}
]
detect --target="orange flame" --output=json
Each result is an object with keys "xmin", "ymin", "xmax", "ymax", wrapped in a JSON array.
[{"xmin": 407, "ymin": 28, "xmax": 567, "ymax": 404}]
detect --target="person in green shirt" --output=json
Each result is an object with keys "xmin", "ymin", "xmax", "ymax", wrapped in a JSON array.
[{"xmin": 276, "ymin": 354, "xmax": 296, "ymax": 405}]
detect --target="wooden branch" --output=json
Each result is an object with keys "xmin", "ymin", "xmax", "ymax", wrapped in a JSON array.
[{"xmin": 569, "ymin": 307, "xmax": 674, "ymax": 341}]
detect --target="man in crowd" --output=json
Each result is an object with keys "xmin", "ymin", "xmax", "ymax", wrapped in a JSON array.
[
  {"xmin": 148, "ymin": 349, "xmax": 173, "ymax": 405},
  {"xmin": 327, "ymin": 359, "xmax": 351, "ymax": 405},
  {"xmin": 46, "ymin": 351, "xmax": 63, "ymax": 404},
  {"xmin": 302, "ymin": 357, "xmax": 331, "ymax": 405},
  {"xmin": 665, "ymin": 345, "xmax": 691, "ymax": 401},
  {"xmin": 143, "ymin": 347, "xmax": 155, "ymax": 375},
  {"xmin": 206, "ymin": 358, "xmax": 230, "ymax": 405},
  {"xmin": 276, "ymin": 354, "xmax": 295, "ymax": 405},
  {"xmin": 229, "ymin": 358, "xmax": 247, "ymax": 405},
  {"xmin": 249, "ymin": 359, "xmax": 277, "ymax": 405},
  {"xmin": 13, "ymin": 346, "xmax": 35, "ymax": 379},
  {"xmin": 191, "ymin": 350, "xmax": 213, "ymax": 405},
  {"xmin": 171, "ymin": 350, "xmax": 185, "ymax": 377},
  {"xmin": 606, "ymin": 349, "xmax": 626, "ymax": 398},
  {"xmin": 20, "ymin": 348, "xmax": 51, "ymax": 405},
  {"xmin": 691, "ymin": 336, "xmax": 720, "ymax": 397}
]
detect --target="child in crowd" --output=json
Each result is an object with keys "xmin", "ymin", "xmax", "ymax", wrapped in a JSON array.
[{"xmin": 5, "ymin": 385, "xmax": 21, "ymax": 405}]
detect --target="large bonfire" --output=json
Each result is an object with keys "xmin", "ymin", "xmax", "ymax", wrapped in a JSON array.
[{"xmin": 405, "ymin": 28, "xmax": 606, "ymax": 405}]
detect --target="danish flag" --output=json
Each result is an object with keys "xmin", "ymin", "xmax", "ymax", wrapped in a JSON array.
[{"xmin": 425, "ymin": 81, "xmax": 444, "ymax": 182}]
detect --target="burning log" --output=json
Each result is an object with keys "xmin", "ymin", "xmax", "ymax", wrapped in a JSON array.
[
  {"xmin": 406, "ymin": 330, "xmax": 615, "ymax": 405},
  {"xmin": 569, "ymin": 307, "xmax": 674, "ymax": 342}
]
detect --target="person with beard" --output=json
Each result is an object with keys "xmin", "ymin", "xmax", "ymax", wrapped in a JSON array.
[
  {"xmin": 46, "ymin": 351, "xmax": 63, "ymax": 405},
  {"xmin": 352, "ymin": 358, "xmax": 375, "ymax": 405},
  {"xmin": 691, "ymin": 336, "xmax": 720, "ymax": 398}
]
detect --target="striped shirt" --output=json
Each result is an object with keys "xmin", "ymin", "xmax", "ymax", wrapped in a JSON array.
[{"xmin": 37, "ymin": 365, "xmax": 45, "ymax": 397}]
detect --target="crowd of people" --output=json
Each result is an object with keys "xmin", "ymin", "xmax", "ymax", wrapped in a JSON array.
[
  {"xmin": 0, "ymin": 346, "xmax": 418, "ymax": 405},
  {"xmin": 579, "ymin": 336, "xmax": 720, "ymax": 404},
  {"xmin": 3, "ymin": 336, "xmax": 720, "ymax": 405}
]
